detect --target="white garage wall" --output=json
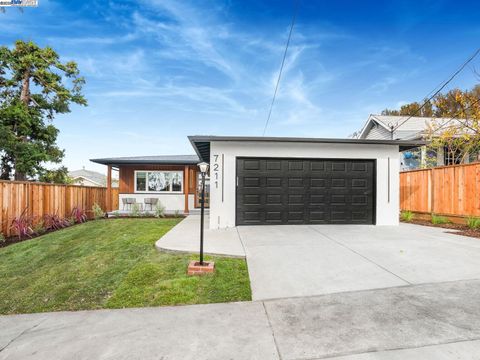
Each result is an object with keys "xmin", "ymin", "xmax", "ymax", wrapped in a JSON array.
[{"xmin": 209, "ymin": 141, "xmax": 400, "ymax": 229}]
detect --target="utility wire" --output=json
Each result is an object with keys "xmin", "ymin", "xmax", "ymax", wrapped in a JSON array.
[
  {"xmin": 262, "ymin": 0, "xmax": 300, "ymax": 136},
  {"xmin": 428, "ymin": 96, "xmax": 480, "ymax": 136},
  {"xmin": 391, "ymin": 47, "xmax": 480, "ymax": 133}
]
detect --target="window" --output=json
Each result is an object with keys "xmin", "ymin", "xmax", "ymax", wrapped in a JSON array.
[
  {"xmin": 135, "ymin": 171, "xmax": 183, "ymax": 193},
  {"xmin": 444, "ymin": 146, "xmax": 462, "ymax": 166}
]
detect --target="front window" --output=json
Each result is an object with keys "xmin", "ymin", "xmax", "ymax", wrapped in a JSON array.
[{"xmin": 135, "ymin": 171, "xmax": 183, "ymax": 193}]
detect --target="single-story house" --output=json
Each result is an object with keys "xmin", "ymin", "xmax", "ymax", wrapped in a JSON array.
[
  {"xmin": 356, "ymin": 114, "xmax": 479, "ymax": 170},
  {"xmin": 69, "ymin": 168, "xmax": 119, "ymax": 187},
  {"xmin": 90, "ymin": 155, "xmax": 205, "ymax": 214},
  {"xmin": 92, "ymin": 136, "xmax": 421, "ymax": 228}
]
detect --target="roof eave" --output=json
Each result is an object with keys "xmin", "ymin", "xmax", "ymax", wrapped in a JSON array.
[
  {"xmin": 90, "ymin": 159, "xmax": 199, "ymax": 166},
  {"xmin": 188, "ymin": 135, "xmax": 425, "ymax": 160},
  {"xmin": 71, "ymin": 176, "xmax": 104, "ymax": 187}
]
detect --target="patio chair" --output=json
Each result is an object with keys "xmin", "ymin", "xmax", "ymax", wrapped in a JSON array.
[
  {"xmin": 125, "ymin": 198, "xmax": 136, "ymax": 210},
  {"xmin": 122, "ymin": 198, "xmax": 128, "ymax": 210},
  {"xmin": 144, "ymin": 198, "xmax": 159, "ymax": 211}
]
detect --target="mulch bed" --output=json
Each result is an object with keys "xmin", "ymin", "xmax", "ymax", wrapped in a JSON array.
[
  {"xmin": 403, "ymin": 219, "xmax": 480, "ymax": 239},
  {"xmin": 1, "ymin": 222, "xmax": 87, "ymax": 248}
]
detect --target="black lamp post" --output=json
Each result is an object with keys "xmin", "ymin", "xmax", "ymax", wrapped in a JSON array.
[{"xmin": 197, "ymin": 162, "xmax": 209, "ymax": 265}]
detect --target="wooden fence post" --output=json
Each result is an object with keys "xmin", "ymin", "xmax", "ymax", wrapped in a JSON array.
[{"xmin": 430, "ymin": 167, "xmax": 435, "ymax": 214}]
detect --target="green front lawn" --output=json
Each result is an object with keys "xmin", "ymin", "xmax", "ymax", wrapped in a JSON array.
[{"xmin": 0, "ymin": 218, "xmax": 251, "ymax": 314}]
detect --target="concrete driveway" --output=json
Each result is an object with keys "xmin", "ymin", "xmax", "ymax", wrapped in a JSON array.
[{"xmin": 238, "ymin": 223, "xmax": 480, "ymax": 300}]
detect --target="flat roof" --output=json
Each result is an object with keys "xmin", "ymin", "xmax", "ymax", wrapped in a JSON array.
[
  {"xmin": 90, "ymin": 154, "xmax": 199, "ymax": 167},
  {"xmin": 188, "ymin": 135, "xmax": 425, "ymax": 161}
]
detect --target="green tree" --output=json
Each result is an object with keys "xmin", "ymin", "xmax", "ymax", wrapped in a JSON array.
[
  {"xmin": 382, "ymin": 100, "xmax": 434, "ymax": 117},
  {"xmin": 0, "ymin": 40, "xmax": 86, "ymax": 180},
  {"xmin": 382, "ymin": 85, "xmax": 480, "ymax": 165},
  {"xmin": 38, "ymin": 166, "xmax": 73, "ymax": 184},
  {"xmin": 429, "ymin": 88, "xmax": 480, "ymax": 163}
]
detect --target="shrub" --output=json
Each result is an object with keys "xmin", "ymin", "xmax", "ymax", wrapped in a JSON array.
[
  {"xmin": 431, "ymin": 214, "xmax": 450, "ymax": 225},
  {"xmin": 71, "ymin": 207, "xmax": 87, "ymax": 224},
  {"xmin": 173, "ymin": 210, "xmax": 181, "ymax": 218},
  {"xmin": 131, "ymin": 203, "xmax": 141, "ymax": 217},
  {"xmin": 400, "ymin": 210, "xmax": 415, "ymax": 222},
  {"xmin": 92, "ymin": 203, "xmax": 105, "ymax": 219},
  {"xmin": 154, "ymin": 202, "xmax": 166, "ymax": 218},
  {"xmin": 33, "ymin": 220, "xmax": 46, "ymax": 235},
  {"xmin": 466, "ymin": 217, "xmax": 480, "ymax": 230},
  {"xmin": 10, "ymin": 208, "xmax": 34, "ymax": 239},
  {"xmin": 0, "ymin": 232, "xmax": 5, "ymax": 244},
  {"xmin": 43, "ymin": 213, "xmax": 70, "ymax": 231}
]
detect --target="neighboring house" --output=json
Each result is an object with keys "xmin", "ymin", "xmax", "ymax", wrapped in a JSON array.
[
  {"xmin": 92, "ymin": 136, "xmax": 421, "ymax": 227},
  {"xmin": 69, "ymin": 168, "xmax": 118, "ymax": 187},
  {"xmin": 356, "ymin": 114, "xmax": 479, "ymax": 170},
  {"xmin": 90, "ymin": 155, "xmax": 205, "ymax": 214}
]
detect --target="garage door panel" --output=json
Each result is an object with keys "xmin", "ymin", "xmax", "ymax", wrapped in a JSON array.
[
  {"xmin": 266, "ymin": 160, "xmax": 282, "ymax": 170},
  {"xmin": 265, "ymin": 194, "xmax": 282, "ymax": 205},
  {"xmin": 265, "ymin": 177, "xmax": 282, "ymax": 187},
  {"xmin": 310, "ymin": 178, "xmax": 327, "ymax": 188},
  {"xmin": 309, "ymin": 210, "xmax": 326, "ymax": 222},
  {"xmin": 236, "ymin": 158, "xmax": 375, "ymax": 225},
  {"xmin": 332, "ymin": 162, "xmax": 348, "ymax": 172},
  {"xmin": 331, "ymin": 178, "xmax": 347, "ymax": 188},
  {"xmin": 287, "ymin": 160, "xmax": 305, "ymax": 171},
  {"xmin": 310, "ymin": 161, "xmax": 326, "ymax": 171},
  {"xmin": 309, "ymin": 194, "xmax": 326, "ymax": 205},
  {"xmin": 243, "ymin": 177, "xmax": 261, "ymax": 187},
  {"xmin": 287, "ymin": 211, "xmax": 304, "ymax": 222},
  {"xmin": 331, "ymin": 194, "xmax": 348, "ymax": 205},
  {"xmin": 243, "ymin": 159, "xmax": 261, "ymax": 170},
  {"xmin": 243, "ymin": 194, "xmax": 261, "ymax": 205}
]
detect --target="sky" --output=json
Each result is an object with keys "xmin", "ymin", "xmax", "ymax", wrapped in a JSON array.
[{"xmin": 2, "ymin": 0, "xmax": 480, "ymax": 174}]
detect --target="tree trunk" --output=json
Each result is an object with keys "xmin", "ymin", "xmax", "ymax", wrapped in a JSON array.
[
  {"xmin": 20, "ymin": 69, "xmax": 31, "ymax": 105},
  {"xmin": 15, "ymin": 70, "xmax": 31, "ymax": 180},
  {"xmin": 14, "ymin": 171, "xmax": 27, "ymax": 181}
]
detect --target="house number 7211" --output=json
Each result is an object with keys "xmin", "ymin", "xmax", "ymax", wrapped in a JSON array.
[{"xmin": 213, "ymin": 154, "xmax": 219, "ymax": 189}]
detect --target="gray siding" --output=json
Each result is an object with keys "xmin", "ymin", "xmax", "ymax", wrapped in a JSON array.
[{"xmin": 365, "ymin": 124, "xmax": 392, "ymax": 140}]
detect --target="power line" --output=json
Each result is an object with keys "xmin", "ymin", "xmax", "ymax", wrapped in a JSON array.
[
  {"xmin": 391, "ymin": 47, "xmax": 480, "ymax": 133},
  {"xmin": 262, "ymin": 0, "xmax": 300, "ymax": 136}
]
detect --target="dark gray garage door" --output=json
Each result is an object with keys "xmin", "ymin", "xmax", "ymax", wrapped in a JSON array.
[{"xmin": 236, "ymin": 158, "xmax": 375, "ymax": 225}]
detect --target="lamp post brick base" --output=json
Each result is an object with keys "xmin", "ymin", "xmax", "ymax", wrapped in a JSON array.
[{"xmin": 187, "ymin": 260, "xmax": 215, "ymax": 275}]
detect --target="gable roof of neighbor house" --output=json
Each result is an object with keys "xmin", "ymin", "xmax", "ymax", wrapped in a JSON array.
[
  {"xmin": 357, "ymin": 114, "xmax": 466, "ymax": 140},
  {"xmin": 188, "ymin": 135, "xmax": 425, "ymax": 162},
  {"xmin": 90, "ymin": 154, "xmax": 200, "ymax": 167},
  {"xmin": 69, "ymin": 169, "xmax": 108, "ymax": 186}
]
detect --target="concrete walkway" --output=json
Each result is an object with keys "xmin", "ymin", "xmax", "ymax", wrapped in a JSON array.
[
  {"xmin": 155, "ymin": 215, "xmax": 245, "ymax": 257},
  {"xmin": 2, "ymin": 279, "xmax": 480, "ymax": 359}
]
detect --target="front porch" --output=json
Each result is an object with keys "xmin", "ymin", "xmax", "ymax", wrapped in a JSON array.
[
  {"xmin": 90, "ymin": 155, "xmax": 209, "ymax": 215},
  {"xmin": 117, "ymin": 193, "xmax": 196, "ymax": 213},
  {"xmin": 108, "ymin": 208, "xmax": 208, "ymax": 217}
]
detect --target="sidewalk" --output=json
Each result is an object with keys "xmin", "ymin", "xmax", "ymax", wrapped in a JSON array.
[
  {"xmin": 1, "ymin": 280, "xmax": 480, "ymax": 360},
  {"xmin": 155, "ymin": 215, "xmax": 245, "ymax": 257}
]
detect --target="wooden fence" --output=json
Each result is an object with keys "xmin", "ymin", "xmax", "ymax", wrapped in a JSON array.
[
  {"xmin": 0, "ymin": 180, "xmax": 118, "ymax": 237},
  {"xmin": 400, "ymin": 163, "xmax": 480, "ymax": 218}
]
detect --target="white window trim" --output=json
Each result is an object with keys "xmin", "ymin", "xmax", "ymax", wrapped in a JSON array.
[{"xmin": 134, "ymin": 170, "xmax": 184, "ymax": 194}]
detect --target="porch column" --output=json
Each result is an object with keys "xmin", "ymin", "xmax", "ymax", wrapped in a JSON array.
[
  {"xmin": 184, "ymin": 165, "xmax": 189, "ymax": 214},
  {"xmin": 420, "ymin": 146, "xmax": 427, "ymax": 168},
  {"xmin": 106, "ymin": 165, "xmax": 112, "ymax": 212},
  {"xmin": 437, "ymin": 146, "xmax": 445, "ymax": 166}
]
